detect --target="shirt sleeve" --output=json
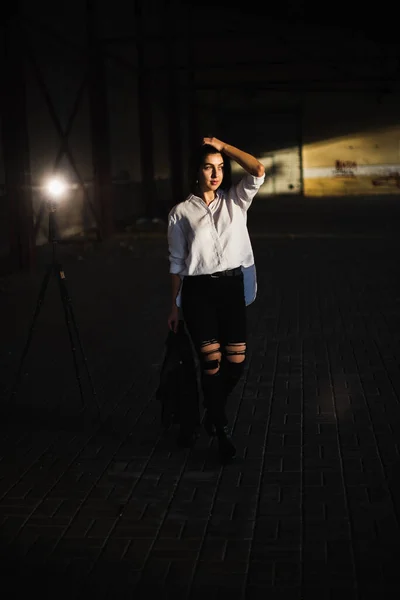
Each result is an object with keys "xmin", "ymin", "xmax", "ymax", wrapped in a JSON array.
[
  {"xmin": 168, "ymin": 211, "xmax": 187, "ymax": 275},
  {"xmin": 231, "ymin": 173, "xmax": 265, "ymax": 211}
]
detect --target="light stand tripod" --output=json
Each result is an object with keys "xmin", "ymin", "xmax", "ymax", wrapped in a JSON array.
[{"xmin": 9, "ymin": 199, "xmax": 101, "ymax": 418}]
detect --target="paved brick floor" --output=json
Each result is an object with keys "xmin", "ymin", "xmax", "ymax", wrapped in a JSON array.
[{"xmin": 1, "ymin": 220, "xmax": 400, "ymax": 599}]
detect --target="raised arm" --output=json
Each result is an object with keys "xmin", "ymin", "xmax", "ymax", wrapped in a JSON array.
[{"xmin": 203, "ymin": 137, "xmax": 265, "ymax": 178}]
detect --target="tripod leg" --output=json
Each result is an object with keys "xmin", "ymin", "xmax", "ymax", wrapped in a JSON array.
[
  {"xmin": 54, "ymin": 265, "xmax": 85, "ymax": 409},
  {"xmin": 56, "ymin": 265, "xmax": 101, "ymax": 417},
  {"xmin": 9, "ymin": 265, "xmax": 53, "ymax": 402}
]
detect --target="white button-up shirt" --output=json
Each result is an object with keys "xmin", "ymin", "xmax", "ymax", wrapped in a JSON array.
[{"xmin": 168, "ymin": 173, "xmax": 265, "ymax": 307}]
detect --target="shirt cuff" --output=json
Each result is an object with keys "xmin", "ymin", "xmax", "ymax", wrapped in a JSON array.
[
  {"xmin": 169, "ymin": 263, "xmax": 185, "ymax": 275},
  {"xmin": 247, "ymin": 173, "xmax": 265, "ymax": 186}
]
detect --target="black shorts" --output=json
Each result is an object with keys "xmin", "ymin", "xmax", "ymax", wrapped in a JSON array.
[{"xmin": 181, "ymin": 271, "xmax": 246, "ymax": 352}]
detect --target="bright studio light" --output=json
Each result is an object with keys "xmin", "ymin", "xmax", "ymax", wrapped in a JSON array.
[{"xmin": 45, "ymin": 177, "xmax": 67, "ymax": 200}]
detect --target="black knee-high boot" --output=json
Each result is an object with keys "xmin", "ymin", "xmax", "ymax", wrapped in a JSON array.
[
  {"xmin": 201, "ymin": 370, "xmax": 227, "ymax": 428},
  {"xmin": 220, "ymin": 358, "xmax": 245, "ymax": 404},
  {"xmin": 202, "ymin": 360, "xmax": 244, "ymax": 431},
  {"xmin": 202, "ymin": 370, "xmax": 236, "ymax": 461}
]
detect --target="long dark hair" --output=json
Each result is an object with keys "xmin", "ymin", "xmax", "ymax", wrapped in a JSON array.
[{"xmin": 188, "ymin": 143, "xmax": 232, "ymax": 195}]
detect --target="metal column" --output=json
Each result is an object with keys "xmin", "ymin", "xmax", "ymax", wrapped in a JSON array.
[
  {"xmin": 2, "ymin": 5, "xmax": 35, "ymax": 272},
  {"xmin": 86, "ymin": 0, "xmax": 114, "ymax": 239},
  {"xmin": 135, "ymin": 0, "xmax": 156, "ymax": 219},
  {"xmin": 166, "ymin": 2, "xmax": 184, "ymax": 208}
]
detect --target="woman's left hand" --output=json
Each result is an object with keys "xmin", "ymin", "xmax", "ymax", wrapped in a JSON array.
[{"xmin": 202, "ymin": 137, "xmax": 225, "ymax": 152}]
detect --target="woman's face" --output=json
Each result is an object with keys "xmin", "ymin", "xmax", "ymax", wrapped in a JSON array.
[{"xmin": 198, "ymin": 153, "xmax": 224, "ymax": 193}]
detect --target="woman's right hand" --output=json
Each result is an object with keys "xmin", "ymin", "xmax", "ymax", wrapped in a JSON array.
[{"xmin": 167, "ymin": 306, "xmax": 179, "ymax": 333}]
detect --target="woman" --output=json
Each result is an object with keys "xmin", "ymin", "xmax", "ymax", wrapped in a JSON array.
[{"xmin": 167, "ymin": 136, "xmax": 265, "ymax": 461}]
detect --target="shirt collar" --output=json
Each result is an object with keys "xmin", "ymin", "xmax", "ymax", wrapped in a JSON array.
[{"xmin": 187, "ymin": 190, "xmax": 220, "ymax": 207}]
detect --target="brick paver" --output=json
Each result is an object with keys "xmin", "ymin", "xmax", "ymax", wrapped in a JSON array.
[{"xmin": 1, "ymin": 213, "xmax": 400, "ymax": 599}]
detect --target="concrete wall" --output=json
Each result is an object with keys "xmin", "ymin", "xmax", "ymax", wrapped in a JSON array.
[{"xmin": 302, "ymin": 93, "xmax": 400, "ymax": 196}]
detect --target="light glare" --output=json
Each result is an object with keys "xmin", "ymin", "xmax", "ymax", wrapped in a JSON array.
[{"xmin": 45, "ymin": 177, "xmax": 67, "ymax": 199}]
